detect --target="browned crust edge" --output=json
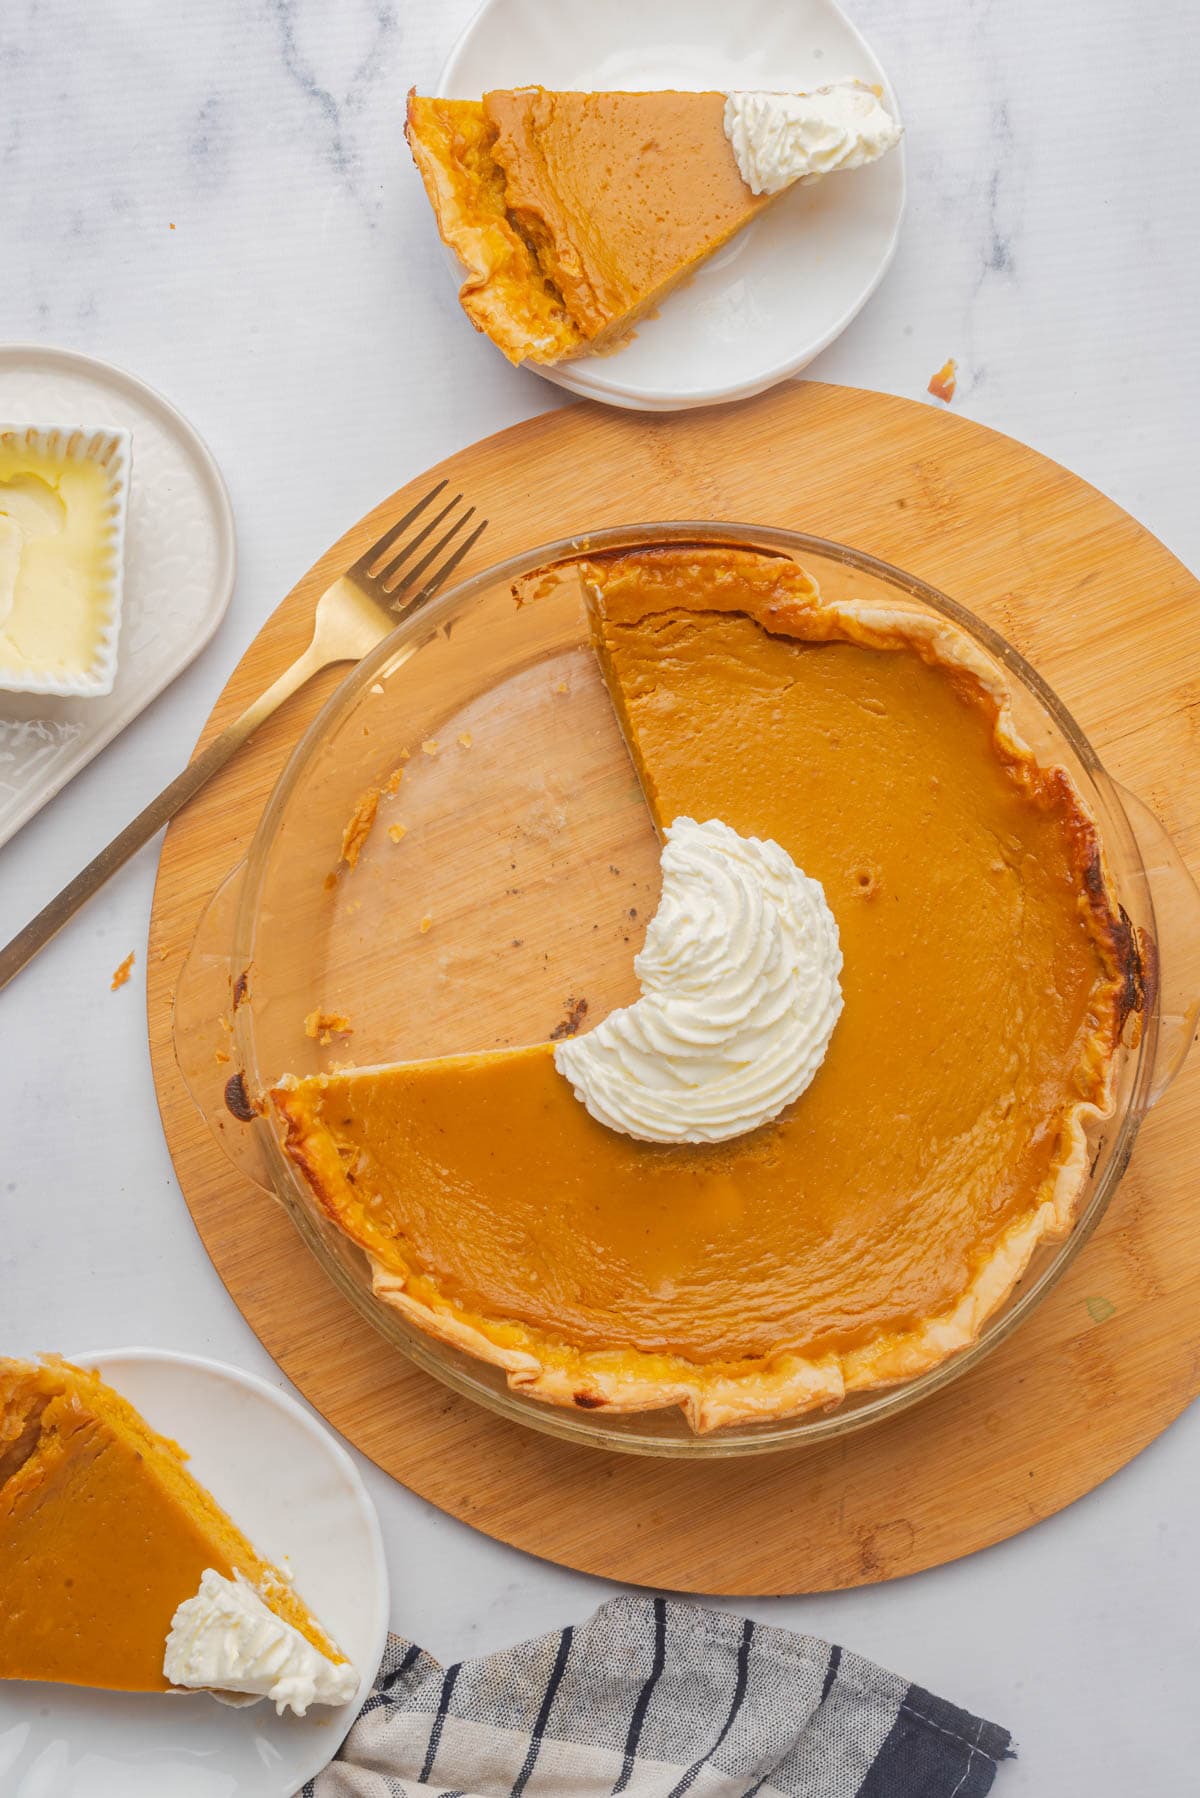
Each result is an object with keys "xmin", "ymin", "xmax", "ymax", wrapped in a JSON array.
[
  {"xmin": 269, "ymin": 548, "xmax": 1141, "ymax": 1433},
  {"xmin": 404, "ymin": 90, "xmax": 583, "ymax": 365}
]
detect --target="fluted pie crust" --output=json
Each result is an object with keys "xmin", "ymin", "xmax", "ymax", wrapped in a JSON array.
[{"xmin": 271, "ymin": 548, "xmax": 1140, "ymax": 1432}]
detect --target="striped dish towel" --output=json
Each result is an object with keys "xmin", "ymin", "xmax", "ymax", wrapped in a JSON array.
[{"xmin": 309, "ymin": 1594, "xmax": 1012, "ymax": 1797}]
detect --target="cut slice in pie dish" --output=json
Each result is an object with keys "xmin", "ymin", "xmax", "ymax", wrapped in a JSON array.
[
  {"xmin": 405, "ymin": 84, "xmax": 900, "ymax": 364},
  {"xmin": 268, "ymin": 546, "xmax": 1143, "ymax": 1433},
  {"xmin": 0, "ymin": 1355, "xmax": 355, "ymax": 1711}
]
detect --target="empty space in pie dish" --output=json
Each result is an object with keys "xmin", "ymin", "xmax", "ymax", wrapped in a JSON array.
[
  {"xmin": 434, "ymin": 0, "xmax": 905, "ymax": 408},
  {"xmin": 243, "ymin": 561, "xmax": 663, "ymax": 1085}
]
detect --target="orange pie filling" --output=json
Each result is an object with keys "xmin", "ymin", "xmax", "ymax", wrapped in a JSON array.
[{"xmin": 271, "ymin": 549, "xmax": 1139, "ymax": 1430}]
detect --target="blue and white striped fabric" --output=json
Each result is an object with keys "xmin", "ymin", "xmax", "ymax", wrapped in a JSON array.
[{"xmin": 308, "ymin": 1596, "xmax": 1012, "ymax": 1797}]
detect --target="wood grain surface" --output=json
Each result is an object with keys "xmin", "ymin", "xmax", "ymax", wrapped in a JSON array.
[{"xmin": 147, "ymin": 382, "xmax": 1200, "ymax": 1595}]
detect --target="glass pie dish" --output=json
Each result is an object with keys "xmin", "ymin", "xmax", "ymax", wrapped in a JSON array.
[{"xmin": 177, "ymin": 523, "xmax": 1200, "ymax": 1457}]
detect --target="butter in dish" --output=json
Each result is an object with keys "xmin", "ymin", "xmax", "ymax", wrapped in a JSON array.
[{"xmin": 0, "ymin": 424, "xmax": 131, "ymax": 697}]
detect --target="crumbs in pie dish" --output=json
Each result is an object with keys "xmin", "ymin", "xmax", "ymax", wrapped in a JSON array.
[
  {"xmin": 339, "ymin": 787, "xmax": 380, "ymax": 870},
  {"xmin": 304, "ymin": 1009, "xmax": 353, "ymax": 1047}
]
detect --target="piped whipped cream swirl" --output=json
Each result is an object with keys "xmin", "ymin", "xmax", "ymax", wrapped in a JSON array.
[
  {"xmin": 164, "ymin": 1569, "xmax": 357, "ymax": 1717},
  {"xmin": 724, "ymin": 82, "xmax": 901, "ymax": 196},
  {"xmin": 554, "ymin": 817, "xmax": 843, "ymax": 1144}
]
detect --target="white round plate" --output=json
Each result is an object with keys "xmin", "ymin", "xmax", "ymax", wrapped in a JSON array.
[
  {"xmin": 436, "ymin": 0, "xmax": 905, "ymax": 411},
  {"xmin": 0, "ymin": 1350, "xmax": 388, "ymax": 1798},
  {"xmin": 0, "ymin": 344, "xmax": 236, "ymax": 847}
]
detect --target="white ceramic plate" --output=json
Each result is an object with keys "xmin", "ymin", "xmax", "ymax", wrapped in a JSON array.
[
  {"xmin": 0, "ymin": 1350, "xmax": 388, "ymax": 1798},
  {"xmin": 0, "ymin": 345, "xmax": 236, "ymax": 846},
  {"xmin": 435, "ymin": 0, "xmax": 905, "ymax": 411}
]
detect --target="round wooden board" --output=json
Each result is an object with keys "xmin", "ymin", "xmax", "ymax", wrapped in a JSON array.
[{"xmin": 148, "ymin": 382, "xmax": 1200, "ymax": 1595}]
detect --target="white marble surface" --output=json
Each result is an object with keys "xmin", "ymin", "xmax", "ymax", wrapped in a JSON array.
[{"xmin": 1, "ymin": 1, "xmax": 1197, "ymax": 1790}]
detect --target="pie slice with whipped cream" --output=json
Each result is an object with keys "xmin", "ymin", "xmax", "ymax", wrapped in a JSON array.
[
  {"xmin": 405, "ymin": 83, "xmax": 900, "ymax": 363},
  {"xmin": 270, "ymin": 547, "xmax": 1140, "ymax": 1432},
  {"xmin": 0, "ymin": 1356, "xmax": 356, "ymax": 1713}
]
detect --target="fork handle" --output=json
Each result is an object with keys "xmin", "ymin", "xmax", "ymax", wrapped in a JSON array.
[{"xmin": 0, "ymin": 640, "xmax": 327, "ymax": 994}]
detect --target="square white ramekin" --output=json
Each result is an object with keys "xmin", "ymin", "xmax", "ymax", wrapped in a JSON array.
[{"xmin": 0, "ymin": 423, "xmax": 132, "ymax": 697}]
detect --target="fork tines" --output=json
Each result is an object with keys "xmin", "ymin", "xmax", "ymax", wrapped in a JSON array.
[{"xmin": 353, "ymin": 480, "xmax": 488, "ymax": 611}]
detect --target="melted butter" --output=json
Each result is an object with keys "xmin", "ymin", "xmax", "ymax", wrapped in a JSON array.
[{"xmin": 0, "ymin": 442, "xmax": 112, "ymax": 677}]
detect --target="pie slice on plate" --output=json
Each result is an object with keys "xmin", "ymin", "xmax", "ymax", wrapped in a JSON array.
[
  {"xmin": 270, "ymin": 547, "xmax": 1141, "ymax": 1433},
  {"xmin": 0, "ymin": 1355, "xmax": 355, "ymax": 1712},
  {"xmin": 405, "ymin": 84, "xmax": 900, "ymax": 364}
]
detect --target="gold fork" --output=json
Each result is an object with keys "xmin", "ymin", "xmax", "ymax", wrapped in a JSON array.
[{"xmin": 0, "ymin": 482, "xmax": 488, "ymax": 992}]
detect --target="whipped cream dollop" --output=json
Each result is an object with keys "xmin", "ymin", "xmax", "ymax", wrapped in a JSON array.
[
  {"xmin": 724, "ymin": 82, "xmax": 901, "ymax": 196},
  {"xmin": 164, "ymin": 1569, "xmax": 357, "ymax": 1717},
  {"xmin": 554, "ymin": 817, "xmax": 843, "ymax": 1144}
]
